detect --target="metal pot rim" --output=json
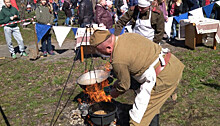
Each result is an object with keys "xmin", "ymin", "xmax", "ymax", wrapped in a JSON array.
[{"xmin": 77, "ymin": 70, "xmax": 110, "ymax": 85}]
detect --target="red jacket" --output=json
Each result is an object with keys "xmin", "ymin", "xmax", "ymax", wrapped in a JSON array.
[{"xmin": 205, "ymin": 0, "xmax": 210, "ymax": 6}]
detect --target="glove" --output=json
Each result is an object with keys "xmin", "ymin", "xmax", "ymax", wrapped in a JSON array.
[
  {"xmin": 110, "ymin": 88, "xmax": 120, "ymax": 98},
  {"xmin": 10, "ymin": 16, "xmax": 14, "ymax": 20},
  {"xmin": 104, "ymin": 85, "xmax": 113, "ymax": 95}
]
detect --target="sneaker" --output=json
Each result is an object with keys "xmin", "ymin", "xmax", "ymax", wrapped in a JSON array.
[
  {"xmin": 48, "ymin": 50, "xmax": 55, "ymax": 55},
  {"xmin": 43, "ymin": 51, "xmax": 47, "ymax": 57},
  {"xmin": 11, "ymin": 53, "xmax": 17, "ymax": 59},
  {"xmin": 166, "ymin": 38, "xmax": 171, "ymax": 43},
  {"xmin": 20, "ymin": 51, "xmax": 28, "ymax": 56}
]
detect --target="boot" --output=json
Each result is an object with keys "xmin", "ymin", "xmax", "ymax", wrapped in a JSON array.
[{"xmin": 149, "ymin": 114, "xmax": 159, "ymax": 126}]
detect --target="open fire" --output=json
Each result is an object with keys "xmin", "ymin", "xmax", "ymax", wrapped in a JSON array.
[
  {"xmin": 70, "ymin": 80, "xmax": 116, "ymax": 126},
  {"xmin": 83, "ymin": 79, "xmax": 112, "ymax": 103},
  {"xmin": 69, "ymin": 64, "xmax": 117, "ymax": 125}
]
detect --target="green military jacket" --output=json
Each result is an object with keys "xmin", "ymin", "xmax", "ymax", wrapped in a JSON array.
[
  {"xmin": 112, "ymin": 33, "xmax": 185, "ymax": 93},
  {"xmin": 114, "ymin": 6, "xmax": 165, "ymax": 43},
  {"xmin": 35, "ymin": 5, "xmax": 54, "ymax": 24},
  {"xmin": 0, "ymin": 6, "xmax": 20, "ymax": 27}
]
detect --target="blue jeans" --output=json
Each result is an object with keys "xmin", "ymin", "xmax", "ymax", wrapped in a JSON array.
[
  {"xmin": 54, "ymin": 13, "xmax": 58, "ymax": 26},
  {"xmin": 65, "ymin": 17, "xmax": 70, "ymax": 25},
  {"xmin": 41, "ymin": 30, "xmax": 52, "ymax": 52},
  {"xmin": 172, "ymin": 20, "xmax": 178, "ymax": 39},
  {"xmin": 71, "ymin": 9, "xmax": 75, "ymax": 22},
  {"xmin": 129, "ymin": 0, "xmax": 138, "ymax": 6}
]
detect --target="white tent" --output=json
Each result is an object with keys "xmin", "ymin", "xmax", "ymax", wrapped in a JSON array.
[{"xmin": 0, "ymin": 0, "xmax": 5, "ymax": 11}]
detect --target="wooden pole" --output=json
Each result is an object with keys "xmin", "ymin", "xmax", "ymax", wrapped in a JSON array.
[
  {"xmin": 33, "ymin": 21, "xmax": 39, "ymax": 57},
  {"xmin": 0, "ymin": 105, "xmax": 10, "ymax": 126},
  {"xmin": 213, "ymin": 32, "xmax": 217, "ymax": 50},
  {"xmin": 81, "ymin": 46, "xmax": 84, "ymax": 62}
]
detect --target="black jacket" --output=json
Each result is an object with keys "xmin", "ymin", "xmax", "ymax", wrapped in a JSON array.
[
  {"xmin": 63, "ymin": 1, "xmax": 72, "ymax": 17},
  {"xmin": 71, "ymin": 0, "xmax": 77, "ymax": 9},
  {"xmin": 78, "ymin": 0, "xmax": 94, "ymax": 25}
]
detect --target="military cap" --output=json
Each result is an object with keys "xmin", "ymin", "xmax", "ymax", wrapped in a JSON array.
[{"xmin": 90, "ymin": 30, "xmax": 112, "ymax": 46}]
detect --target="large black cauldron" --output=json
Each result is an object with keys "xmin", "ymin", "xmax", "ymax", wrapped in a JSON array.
[{"xmin": 88, "ymin": 102, "xmax": 117, "ymax": 126}]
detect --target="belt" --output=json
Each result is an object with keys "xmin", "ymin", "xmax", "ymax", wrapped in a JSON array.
[{"xmin": 155, "ymin": 52, "xmax": 171, "ymax": 76}]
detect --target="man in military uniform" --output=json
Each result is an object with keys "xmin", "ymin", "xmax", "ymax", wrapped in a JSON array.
[
  {"xmin": 114, "ymin": 0, "xmax": 164, "ymax": 44},
  {"xmin": 90, "ymin": 30, "xmax": 184, "ymax": 125}
]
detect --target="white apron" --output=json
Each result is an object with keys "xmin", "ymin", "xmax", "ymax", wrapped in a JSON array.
[
  {"xmin": 132, "ymin": 10, "xmax": 155, "ymax": 40},
  {"xmin": 129, "ymin": 48, "xmax": 170, "ymax": 123}
]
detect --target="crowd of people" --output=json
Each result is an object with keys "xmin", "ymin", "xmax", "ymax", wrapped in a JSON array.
[
  {"xmin": 0, "ymin": 0, "xmax": 219, "ymax": 57},
  {"xmin": 25, "ymin": 0, "xmax": 219, "ymax": 42},
  {"xmin": 0, "ymin": 0, "xmax": 219, "ymax": 125}
]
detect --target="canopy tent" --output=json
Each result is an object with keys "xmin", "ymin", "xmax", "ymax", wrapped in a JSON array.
[
  {"xmin": 0, "ymin": 0, "xmax": 5, "ymax": 11},
  {"xmin": 11, "ymin": 0, "xmax": 19, "ymax": 10}
]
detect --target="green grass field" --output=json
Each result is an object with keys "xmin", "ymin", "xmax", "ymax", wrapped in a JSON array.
[{"xmin": 0, "ymin": 10, "xmax": 219, "ymax": 126}]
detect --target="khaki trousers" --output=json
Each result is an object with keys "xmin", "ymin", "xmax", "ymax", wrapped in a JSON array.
[{"xmin": 129, "ymin": 71, "xmax": 183, "ymax": 126}]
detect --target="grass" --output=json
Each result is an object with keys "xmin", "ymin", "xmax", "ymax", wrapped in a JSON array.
[
  {"xmin": 160, "ymin": 46, "xmax": 220, "ymax": 125},
  {"xmin": 0, "ymin": 10, "xmax": 220, "ymax": 126},
  {"xmin": 0, "ymin": 44, "xmax": 219, "ymax": 125}
]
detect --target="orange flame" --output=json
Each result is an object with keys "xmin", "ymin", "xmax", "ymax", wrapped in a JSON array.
[{"xmin": 84, "ymin": 79, "xmax": 112, "ymax": 103}]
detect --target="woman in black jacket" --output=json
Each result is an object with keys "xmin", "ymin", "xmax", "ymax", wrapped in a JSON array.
[
  {"xmin": 78, "ymin": 0, "xmax": 94, "ymax": 27},
  {"xmin": 63, "ymin": 0, "xmax": 72, "ymax": 26}
]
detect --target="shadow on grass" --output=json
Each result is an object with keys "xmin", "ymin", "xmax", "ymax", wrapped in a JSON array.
[
  {"xmin": 112, "ymin": 100, "xmax": 132, "ymax": 126},
  {"xmin": 202, "ymin": 83, "xmax": 220, "ymax": 90},
  {"xmin": 166, "ymin": 39, "xmax": 188, "ymax": 49},
  {"xmin": 196, "ymin": 43, "xmax": 215, "ymax": 49},
  {"xmin": 55, "ymin": 49, "xmax": 70, "ymax": 54},
  {"xmin": 14, "ymin": 46, "xmax": 28, "ymax": 53},
  {"xmin": 166, "ymin": 38, "xmax": 215, "ymax": 50}
]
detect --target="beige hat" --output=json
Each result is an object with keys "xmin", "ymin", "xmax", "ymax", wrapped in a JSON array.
[
  {"xmin": 138, "ymin": 0, "xmax": 152, "ymax": 7},
  {"xmin": 90, "ymin": 30, "xmax": 112, "ymax": 46}
]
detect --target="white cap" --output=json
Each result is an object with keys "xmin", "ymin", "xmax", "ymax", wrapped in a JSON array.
[
  {"xmin": 138, "ymin": 0, "xmax": 152, "ymax": 7},
  {"xmin": 120, "ymin": 5, "xmax": 128, "ymax": 12},
  {"xmin": 106, "ymin": 0, "xmax": 113, "ymax": 6}
]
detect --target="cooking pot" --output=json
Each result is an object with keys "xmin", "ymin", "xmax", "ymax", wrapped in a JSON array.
[
  {"xmin": 88, "ymin": 102, "xmax": 117, "ymax": 126},
  {"xmin": 77, "ymin": 70, "xmax": 110, "ymax": 89}
]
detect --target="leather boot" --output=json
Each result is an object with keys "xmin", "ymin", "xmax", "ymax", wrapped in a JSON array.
[{"xmin": 149, "ymin": 114, "xmax": 159, "ymax": 126}]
